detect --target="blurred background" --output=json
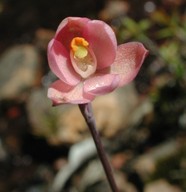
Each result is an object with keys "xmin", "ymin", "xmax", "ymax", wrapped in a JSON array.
[{"xmin": 0, "ymin": 0, "xmax": 186, "ymax": 191}]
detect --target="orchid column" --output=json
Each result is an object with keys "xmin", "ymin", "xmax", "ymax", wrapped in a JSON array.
[{"xmin": 47, "ymin": 17, "xmax": 148, "ymax": 192}]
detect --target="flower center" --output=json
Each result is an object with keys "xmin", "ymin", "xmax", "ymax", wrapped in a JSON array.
[
  {"xmin": 70, "ymin": 37, "xmax": 97, "ymax": 78},
  {"xmin": 71, "ymin": 37, "xmax": 89, "ymax": 59}
]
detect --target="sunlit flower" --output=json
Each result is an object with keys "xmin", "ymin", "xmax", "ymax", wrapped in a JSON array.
[{"xmin": 47, "ymin": 17, "xmax": 148, "ymax": 105}]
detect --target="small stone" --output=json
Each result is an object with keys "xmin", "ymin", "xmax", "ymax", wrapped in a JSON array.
[
  {"xmin": 0, "ymin": 45, "xmax": 40, "ymax": 99},
  {"xmin": 134, "ymin": 140, "xmax": 181, "ymax": 179},
  {"xmin": 34, "ymin": 28, "xmax": 55, "ymax": 50},
  {"xmin": 145, "ymin": 179, "xmax": 182, "ymax": 192},
  {"xmin": 99, "ymin": 1, "xmax": 129, "ymax": 21}
]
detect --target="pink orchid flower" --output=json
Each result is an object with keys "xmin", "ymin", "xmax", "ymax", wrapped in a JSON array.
[{"xmin": 47, "ymin": 17, "xmax": 148, "ymax": 105}]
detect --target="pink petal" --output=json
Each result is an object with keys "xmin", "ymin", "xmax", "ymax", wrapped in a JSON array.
[
  {"xmin": 48, "ymin": 39, "xmax": 81, "ymax": 86},
  {"xmin": 55, "ymin": 17, "xmax": 90, "ymax": 51},
  {"xmin": 83, "ymin": 20, "xmax": 117, "ymax": 69},
  {"xmin": 48, "ymin": 80, "xmax": 95, "ymax": 105},
  {"xmin": 84, "ymin": 74, "xmax": 120, "ymax": 95},
  {"xmin": 110, "ymin": 42, "xmax": 148, "ymax": 87}
]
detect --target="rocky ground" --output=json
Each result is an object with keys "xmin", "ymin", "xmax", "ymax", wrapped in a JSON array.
[{"xmin": 0, "ymin": 0, "xmax": 186, "ymax": 192}]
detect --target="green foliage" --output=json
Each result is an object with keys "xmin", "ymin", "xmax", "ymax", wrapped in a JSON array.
[
  {"xmin": 118, "ymin": 17, "xmax": 151, "ymax": 41},
  {"xmin": 118, "ymin": 9, "xmax": 186, "ymax": 81}
]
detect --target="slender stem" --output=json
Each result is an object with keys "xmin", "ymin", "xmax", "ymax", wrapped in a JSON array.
[{"xmin": 79, "ymin": 103, "xmax": 119, "ymax": 192}]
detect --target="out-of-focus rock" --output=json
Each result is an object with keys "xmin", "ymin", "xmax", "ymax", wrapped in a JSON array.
[
  {"xmin": 27, "ymin": 84, "xmax": 140, "ymax": 145},
  {"xmin": 26, "ymin": 88, "xmax": 68, "ymax": 143},
  {"xmin": 0, "ymin": 139, "xmax": 7, "ymax": 161},
  {"xmin": 144, "ymin": 179, "xmax": 182, "ymax": 192},
  {"xmin": 0, "ymin": 45, "xmax": 41, "ymax": 100},
  {"xmin": 99, "ymin": 0, "xmax": 129, "ymax": 21},
  {"xmin": 79, "ymin": 160, "xmax": 105, "ymax": 191},
  {"xmin": 51, "ymin": 139, "xmax": 96, "ymax": 192},
  {"xmin": 111, "ymin": 152, "xmax": 132, "ymax": 170},
  {"xmin": 27, "ymin": 87, "xmax": 87, "ymax": 145},
  {"xmin": 133, "ymin": 140, "xmax": 181, "ymax": 179},
  {"xmin": 34, "ymin": 28, "xmax": 55, "ymax": 50},
  {"xmin": 79, "ymin": 161, "xmax": 137, "ymax": 192}
]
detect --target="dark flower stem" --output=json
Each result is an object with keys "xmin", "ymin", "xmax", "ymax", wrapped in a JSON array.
[{"xmin": 79, "ymin": 103, "xmax": 119, "ymax": 192}]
